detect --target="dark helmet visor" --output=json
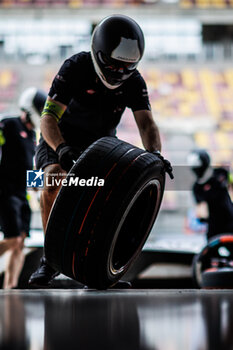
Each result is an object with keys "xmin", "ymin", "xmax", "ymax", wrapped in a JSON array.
[{"xmin": 97, "ymin": 51, "xmax": 138, "ymax": 74}]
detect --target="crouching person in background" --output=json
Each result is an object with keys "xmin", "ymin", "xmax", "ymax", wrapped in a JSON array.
[{"xmin": 0, "ymin": 87, "xmax": 46, "ymax": 289}]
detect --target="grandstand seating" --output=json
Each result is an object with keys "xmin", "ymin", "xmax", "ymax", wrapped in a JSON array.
[
  {"xmin": 1, "ymin": 0, "xmax": 233, "ymax": 7},
  {"xmin": 0, "ymin": 0, "xmax": 142, "ymax": 7},
  {"xmin": 142, "ymin": 68, "xmax": 233, "ymax": 124},
  {"xmin": 120, "ymin": 67, "xmax": 233, "ymax": 167},
  {"xmin": 180, "ymin": 0, "xmax": 233, "ymax": 8},
  {"xmin": 0, "ymin": 69, "xmax": 18, "ymax": 113}
]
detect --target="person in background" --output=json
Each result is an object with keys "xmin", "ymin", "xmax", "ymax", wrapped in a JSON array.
[
  {"xmin": 188, "ymin": 149, "xmax": 233, "ymax": 241},
  {"xmin": 0, "ymin": 87, "xmax": 46, "ymax": 289}
]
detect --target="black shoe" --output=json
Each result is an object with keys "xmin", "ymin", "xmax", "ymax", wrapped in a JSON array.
[{"xmin": 28, "ymin": 257, "xmax": 59, "ymax": 287}]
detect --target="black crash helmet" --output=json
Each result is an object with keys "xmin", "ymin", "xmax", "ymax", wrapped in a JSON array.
[
  {"xmin": 91, "ymin": 14, "xmax": 145, "ymax": 89},
  {"xmin": 187, "ymin": 149, "xmax": 211, "ymax": 178}
]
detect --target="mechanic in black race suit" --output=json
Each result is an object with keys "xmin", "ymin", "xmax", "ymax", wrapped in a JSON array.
[
  {"xmin": 28, "ymin": 14, "xmax": 173, "ymax": 287},
  {"xmin": 188, "ymin": 149, "xmax": 233, "ymax": 241},
  {"xmin": 0, "ymin": 87, "xmax": 46, "ymax": 289}
]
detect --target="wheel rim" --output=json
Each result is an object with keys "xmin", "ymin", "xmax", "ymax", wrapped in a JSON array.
[{"xmin": 108, "ymin": 179, "xmax": 162, "ymax": 276}]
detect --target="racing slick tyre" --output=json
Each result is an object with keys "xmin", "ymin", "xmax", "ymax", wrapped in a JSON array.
[
  {"xmin": 192, "ymin": 234, "xmax": 233, "ymax": 288},
  {"xmin": 44, "ymin": 136, "xmax": 165, "ymax": 289},
  {"xmin": 202, "ymin": 268, "xmax": 233, "ymax": 289}
]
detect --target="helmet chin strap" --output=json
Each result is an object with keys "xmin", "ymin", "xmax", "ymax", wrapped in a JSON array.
[{"xmin": 91, "ymin": 50, "xmax": 122, "ymax": 90}]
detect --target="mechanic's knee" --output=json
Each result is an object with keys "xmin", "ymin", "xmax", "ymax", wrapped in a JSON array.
[
  {"xmin": 16, "ymin": 236, "xmax": 25, "ymax": 251},
  {"xmin": 43, "ymin": 164, "xmax": 66, "ymax": 193},
  {"xmin": 9, "ymin": 236, "xmax": 24, "ymax": 250}
]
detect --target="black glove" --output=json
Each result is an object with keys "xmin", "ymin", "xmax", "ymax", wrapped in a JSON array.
[
  {"xmin": 56, "ymin": 143, "xmax": 79, "ymax": 172},
  {"xmin": 152, "ymin": 150, "xmax": 174, "ymax": 179}
]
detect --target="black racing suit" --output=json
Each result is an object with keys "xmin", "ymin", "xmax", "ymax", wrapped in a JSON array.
[
  {"xmin": 36, "ymin": 51, "xmax": 151, "ymax": 170},
  {"xmin": 0, "ymin": 117, "xmax": 35, "ymax": 237},
  {"xmin": 193, "ymin": 167, "xmax": 233, "ymax": 240}
]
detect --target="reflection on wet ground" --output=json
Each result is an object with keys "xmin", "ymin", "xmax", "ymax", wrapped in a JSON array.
[{"xmin": 0, "ymin": 289, "xmax": 233, "ymax": 350}]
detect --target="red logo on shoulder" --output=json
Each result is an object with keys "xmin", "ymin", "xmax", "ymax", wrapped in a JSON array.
[
  {"xmin": 86, "ymin": 89, "xmax": 96, "ymax": 95},
  {"xmin": 204, "ymin": 184, "xmax": 211, "ymax": 191},
  {"xmin": 20, "ymin": 131, "xmax": 27, "ymax": 138}
]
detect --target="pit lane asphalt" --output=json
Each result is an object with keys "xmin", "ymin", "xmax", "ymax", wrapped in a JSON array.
[{"xmin": 0, "ymin": 288, "xmax": 232, "ymax": 350}]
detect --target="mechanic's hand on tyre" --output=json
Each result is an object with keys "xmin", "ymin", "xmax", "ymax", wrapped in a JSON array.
[
  {"xmin": 56, "ymin": 143, "xmax": 79, "ymax": 172},
  {"xmin": 152, "ymin": 150, "xmax": 174, "ymax": 179}
]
